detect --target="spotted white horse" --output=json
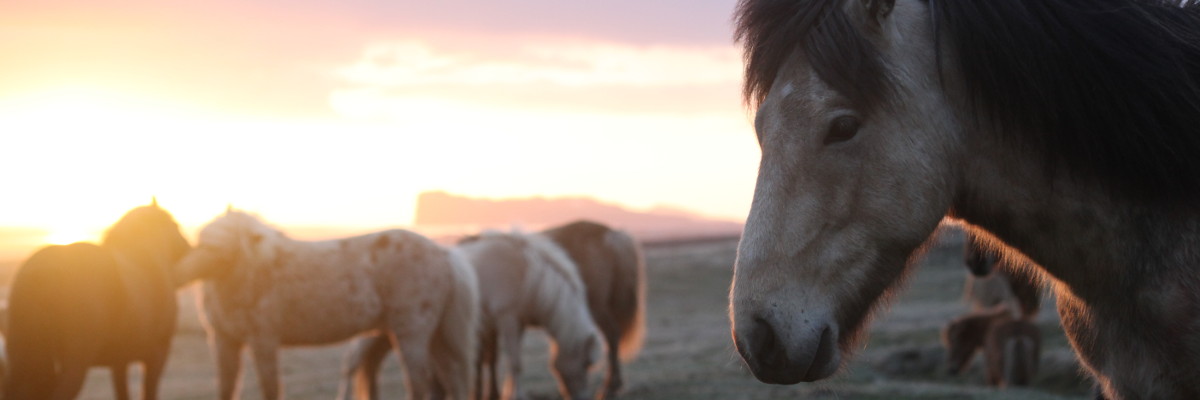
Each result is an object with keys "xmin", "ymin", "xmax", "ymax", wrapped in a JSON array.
[{"xmin": 176, "ymin": 209, "xmax": 479, "ymax": 400}]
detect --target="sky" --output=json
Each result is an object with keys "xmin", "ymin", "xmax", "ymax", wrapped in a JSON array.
[{"xmin": 0, "ymin": 0, "xmax": 759, "ymax": 250}]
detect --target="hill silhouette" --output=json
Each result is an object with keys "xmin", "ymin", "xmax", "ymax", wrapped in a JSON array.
[{"xmin": 414, "ymin": 191, "xmax": 742, "ymax": 242}]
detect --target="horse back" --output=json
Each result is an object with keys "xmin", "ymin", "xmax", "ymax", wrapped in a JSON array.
[
  {"xmin": 543, "ymin": 221, "xmax": 646, "ymax": 360},
  {"xmin": 457, "ymin": 235, "xmax": 529, "ymax": 318},
  {"xmin": 9, "ymin": 243, "xmax": 127, "ymax": 336}
]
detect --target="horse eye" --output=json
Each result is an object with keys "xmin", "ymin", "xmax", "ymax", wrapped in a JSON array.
[{"xmin": 824, "ymin": 115, "xmax": 861, "ymax": 145}]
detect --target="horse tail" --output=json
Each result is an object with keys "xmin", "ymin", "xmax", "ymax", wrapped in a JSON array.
[
  {"xmin": 431, "ymin": 248, "xmax": 479, "ymax": 399},
  {"xmin": 605, "ymin": 229, "xmax": 646, "ymax": 362}
]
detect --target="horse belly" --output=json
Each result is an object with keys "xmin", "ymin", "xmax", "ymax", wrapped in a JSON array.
[{"xmin": 271, "ymin": 287, "xmax": 384, "ymax": 346}]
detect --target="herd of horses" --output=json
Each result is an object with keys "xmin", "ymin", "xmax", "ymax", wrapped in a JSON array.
[
  {"xmin": 5, "ymin": 0, "xmax": 1200, "ymax": 399},
  {"xmin": 2, "ymin": 203, "xmax": 645, "ymax": 400}
]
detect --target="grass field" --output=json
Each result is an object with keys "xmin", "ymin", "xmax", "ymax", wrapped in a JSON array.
[{"xmin": 7, "ymin": 228, "xmax": 1096, "ymax": 399}]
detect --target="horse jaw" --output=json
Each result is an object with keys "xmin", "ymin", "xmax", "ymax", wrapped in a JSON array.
[{"xmin": 730, "ymin": 0, "xmax": 958, "ymax": 385}]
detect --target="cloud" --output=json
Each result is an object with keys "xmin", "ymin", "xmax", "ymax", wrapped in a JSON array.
[
  {"xmin": 331, "ymin": 38, "xmax": 743, "ymax": 117},
  {"xmin": 1, "ymin": 0, "xmax": 742, "ymax": 118},
  {"xmin": 338, "ymin": 40, "xmax": 739, "ymax": 87},
  {"xmin": 297, "ymin": 0, "xmax": 739, "ymax": 46}
]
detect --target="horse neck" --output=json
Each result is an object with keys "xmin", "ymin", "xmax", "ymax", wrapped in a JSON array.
[
  {"xmin": 526, "ymin": 260, "xmax": 594, "ymax": 347},
  {"xmin": 951, "ymin": 137, "xmax": 1199, "ymax": 302},
  {"xmin": 104, "ymin": 241, "xmax": 174, "ymax": 278},
  {"xmin": 541, "ymin": 298, "xmax": 594, "ymax": 349},
  {"xmin": 102, "ymin": 241, "xmax": 178, "ymax": 307}
]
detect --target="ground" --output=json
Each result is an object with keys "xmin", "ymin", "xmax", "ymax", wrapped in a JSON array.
[{"xmin": 7, "ymin": 228, "xmax": 1095, "ymax": 399}]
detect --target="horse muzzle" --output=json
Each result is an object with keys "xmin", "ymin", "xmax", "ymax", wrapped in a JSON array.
[{"xmin": 732, "ymin": 310, "xmax": 841, "ymax": 384}]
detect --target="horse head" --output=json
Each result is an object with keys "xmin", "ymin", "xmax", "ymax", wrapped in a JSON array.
[
  {"xmin": 549, "ymin": 331, "xmax": 604, "ymax": 400},
  {"xmin": 103, "ymin": 200, "xmax": 191, "ymax": 271},
  {"xmin": 175, "ymin": 209, "xmax": 279, "ymax": 285},
  {"xmin": 729, "ymin": 0, "xmax": 963, "ymax": 384}
]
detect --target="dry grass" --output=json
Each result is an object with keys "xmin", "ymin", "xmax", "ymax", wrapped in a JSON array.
[{"xmin": 16, "ymin": 230, "xmax": 1093, "ymax": 399}]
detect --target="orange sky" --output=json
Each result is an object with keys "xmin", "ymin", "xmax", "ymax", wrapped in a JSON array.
[{"xmin": 0, "ymin": 0, "xmax": 758, "ymax": 252}]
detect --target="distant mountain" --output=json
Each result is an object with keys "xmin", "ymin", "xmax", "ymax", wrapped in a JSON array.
[{"xmin": 413, "ymin": 191, "xmax": 742, "ymax": 242}]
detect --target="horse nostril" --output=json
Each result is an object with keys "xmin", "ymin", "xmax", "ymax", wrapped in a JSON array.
[
  {"xmin": 751, "ymin": 317, "xmax": 789, "ymax": 369},
  {"xmin": 810, "ymin": 325, "xmax": 836, "ymax": 375}
]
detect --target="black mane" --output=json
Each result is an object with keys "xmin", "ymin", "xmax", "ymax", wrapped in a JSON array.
[
  {"xmin": 934, "ymin": 0, "xmax": 1200, "ymax": 203},
  {"xmin": 734, "ymin": 0, "xmax": 892, "ymax": 112},
  {"xmin": 736, "ymin": 0, "xmax": 1200, "ymax": 203}
]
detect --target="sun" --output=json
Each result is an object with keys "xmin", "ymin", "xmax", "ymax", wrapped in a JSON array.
[{"xmin": 42, "ymin": 229, "xmax": 94, "ymax": 246}]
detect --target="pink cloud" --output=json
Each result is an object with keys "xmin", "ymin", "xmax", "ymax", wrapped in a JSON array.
[{"xmin": 0, "ymin": 0, "xmax": 741, "ymax": 117}]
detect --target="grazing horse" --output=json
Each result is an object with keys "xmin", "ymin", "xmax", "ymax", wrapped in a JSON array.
[
  {"xmin": 4, "ymin": 201, "xmax": 190, "ymax": 400},
  {"xmin": 175, "ymin": 209, "xmax": 479, "ymax": 400},
  {"xmin": 343, "ymin": 221, "xmax": 645, "ymax": 400},
  {"xmin": 942, "ymin": 308, "xmax": 1042, "ymax": 388},
  {"xmin": 540, "ymin": 221, "xmax": 646, "ymax": 399},
  {"xmin": 340, "ymin": 230, "xmax": 604, "ymax": 400},
  {"xmin": 727, "ymin": 0, "xmax": 1200, "ymax": 398}
]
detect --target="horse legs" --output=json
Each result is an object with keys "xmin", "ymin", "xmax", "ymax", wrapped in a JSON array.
[
  {"xmin": 212, "ymin": 333, "xmax": 244, "ymax": 400},
  {"xmin": 592, "ymin": 311, "xmax": 622, "ymax": 400},
  {"xmin": 141, "ymin": 348, "xmax": 170, "ymax": 400},
  {"xmin": 249, "ymin": 339, "xmax": 282, "ymax": 400},
  {"xmin": 496, "ymin": 319, "xmax": 525, "ymax": 400},
  {"xmin": 430, "ymin": 382, "xmax": 446, "ymax": 400},
  {"xmin": 484, "ymin": 361, "xmax": 499, "ymax": 400},
  {"xmin": 48, "ymin": 361, "xmax": 89, "ymax": 400},
  {"xmin": 477, "ymin": 333, "xmax": 498, "ymax": 400},
  {"xmin": 390, "ymin": 327, "xmax": 436, "ymax": 399},
  {"xmin": 110, "ymin": 364, "xmax": 130, "ymax": 400},
  {"xmin": 472, "ymin": 353, "xmax": 483, "ymax": 400},
  {"xmin": 49, "ymin": 333, "xmax": 104, "ymax": 400},
  {"xmin": 338, "ymin": 334, "xmax": 391, "ymax": 400}
]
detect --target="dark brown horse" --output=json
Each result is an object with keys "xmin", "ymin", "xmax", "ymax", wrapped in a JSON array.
[
  {"xmin": 341, "ymin": 220, "xmax": 646, "ymax": 400},
  {"xmin": 3, "ymin": 201, "xmax": 190, "ymax": 400},
  {"xmin": 541, "ymin": 221, "xmax": 646, "ymax": 399}
]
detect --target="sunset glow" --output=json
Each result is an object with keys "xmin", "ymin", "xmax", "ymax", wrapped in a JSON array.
[
  {"xmin": 0, "ymin": 0, "xmax": 756, "ymax": 259},
  {"xmin": 41, "ymin": 229, "xmax": 93, "ymax": 246}
]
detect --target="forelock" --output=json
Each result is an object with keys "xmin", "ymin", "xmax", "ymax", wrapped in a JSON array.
[{"xmin": 735, "ymin": 0, "xmax": 893, "ymax": 112}]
